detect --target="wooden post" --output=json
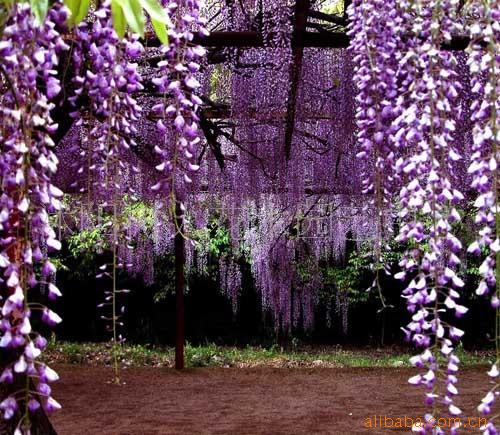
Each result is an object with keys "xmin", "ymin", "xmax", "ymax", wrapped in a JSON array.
[
  {"xmin": 174, "ymin": 201, "xmax": 185, "ymax": 370},
  {"xmin": 284, "ymin": 0, "xmax": 311, "ymax": 159}
]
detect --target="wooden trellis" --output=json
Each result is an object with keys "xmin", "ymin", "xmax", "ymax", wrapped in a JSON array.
[{"xmin": 53, "ymin": 1, "xmax": 476, "ymax": 371}]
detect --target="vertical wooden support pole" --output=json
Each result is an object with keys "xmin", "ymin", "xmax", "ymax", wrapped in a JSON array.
[
  {"xmin": 284, "ymin": 0, "xmax": 310, "ymax": 159},
  {"xmin": 174, "ymin": 201, "xmax": 185, "ymax": 370}
]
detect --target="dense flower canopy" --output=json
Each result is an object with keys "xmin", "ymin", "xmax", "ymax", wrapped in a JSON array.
[{"xmin": 0, "ymin": 0, "xmax": 499, "ymax": 433}]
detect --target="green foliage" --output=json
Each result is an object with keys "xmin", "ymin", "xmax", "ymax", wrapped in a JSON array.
[
  {"xmin": 64, "ymin": 0, "xmax": 90, "ymax": 26},
  {"xmin": 67, "ymin": 225, "xmax": 107, "ymax": 259},
  {"xmin": 43, "ymin": 340, "xmax": 494, "ymax": 369},
  {"xmin": 50, "ymin": 256, "xmax": 69, "ymax": 272},
  {"xmin": 30, "ymin": 0, "xmax": 48, "ymax": 24},
  {"xmin": 0, "ymin": 0, "xmax": 63, "ymax": 25},
  {"xmin": 151, "ymin": 15, "xmax": 168, "ymax": 44},
  {"xmin": 112, "ymin": 0, "xmax": 143, "ymax": 36},
  {"xmin": 109, "ymin": 0, "xmax": 170, "ymax": 39},
  {"xmin": 323, "ymin": 250, "xmax": 371, "ymax": 305},
  {"xmin": 110, "ymin": 0, "xmax": 125, "ymax": 37},
  {"xmin": 0, "ymin": 0, "xmax": 169, "ymax": 40},
  {"xmin": 62, "ymin": 0, "xmax": 169, "ymax": 41},
  {"xmin": 190, "ymin": 218, "xmax": 232, "ymax": 275},
  {"xmin": 209, "ymin": 66, "xmax": 222, "ymax": 101},
  {"xmin": 208, "ymin": 225, "xmax": 230, "ymax": 256},
  {"xmin": 44, "ymin": 340, "xmax": 172, "ymax": 366},
  {"xmin": 140, "ymin": 0, "xmax": 169, "ymax": 43},
  {"xmin": 123, "ymin": 199, "xmax": 154, "ymax": 229},
  {"xmin": 322, "ymin": 0, "xmax": 344, "ymax": 15}
]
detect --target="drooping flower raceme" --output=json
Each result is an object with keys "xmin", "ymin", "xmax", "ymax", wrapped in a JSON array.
[
  {"xmin": 69, "ymin": 1, "xmax": 144, "ymax": 384},
  {"xmin": 390, "ymin": 0, "xmax": 467, "ymax": 425},
  {"xmin": 0, "ymin": 2, "xmax": 68, "ymax": 430},
  {"xmin": 70, "ymin": 2, "xmax": 144, "ymax": 193},
  {"xmin": 347, "ymin": 0, "xmax": 400, "ymax": 308},
  {"xmin": 152, "ymin": 0, "xmax": 208, "ymax": 211},
  {"xmin": 466, "ymin": 3, "xmax": 500, "ymax": 431}
]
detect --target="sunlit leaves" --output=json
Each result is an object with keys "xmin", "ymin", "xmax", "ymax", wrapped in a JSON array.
[
  {"xmin": 62, "ymin": 0, "xmax": 169, "ymax": 43},
  {"xmin": 151, "ymin": 16, "xmax": 168, "ymax": 44},
  {"xmin": 30, "ymin": 0, "xmax": 48, "ymax": 24},
  {"xmin": 64, "ymin": 0, "xmax": 90, "ymax": 26},
  {"xmin": 0, "ymin": 0, "xmax": 50, "ymax": 25},
  {"xmin": 322, "ymin": 0, "xmax": 344, "ymax": 15},
  {"xmin": 140, "ymin": 0, "xmax": 168, "ymax": 23},
  {"xmin": 113, "ymin": 0, "xmax": 144, "ymax": 36},
  {"xmin": 111, "ymin": 0, "xmax": 169, "ymax": 39},
  {"xmin": 111, "ymin": 0, "xmax": 126, "ymax": 38}
]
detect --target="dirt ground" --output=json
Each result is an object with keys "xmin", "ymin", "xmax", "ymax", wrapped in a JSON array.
[{"xmin": 51, "ymin": 365, "xmax": 490, "ymax": 435}]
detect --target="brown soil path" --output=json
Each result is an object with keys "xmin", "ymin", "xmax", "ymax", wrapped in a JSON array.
[{"xmin": 51, "ymin": 366, "xmax": 489, "ymax": 435}]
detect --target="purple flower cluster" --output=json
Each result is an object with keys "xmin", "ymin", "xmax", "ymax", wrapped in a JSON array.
[
  {"xmin": 394, "ymin": 0, "xmax": 467, "ymax": 422},
  {"xmin": 68, "ymin": 1, "xmax": 144, "ymax": 384},
  {"xmin": 119, "ymin": 214, "xmax": 155, "ymax": 286},
  {"xmin": 466, "ymin": 3, "xmax": 500, "ymax": 432},
  {"xmin": 349, "ymin": 0, "xmax": 468, "ymax": 424},
  {"xmin": 262, "ymin": 1, "xmax": 293, "ymax": 48},
  {"xmin": 151, "ymin": 0, "xmax": 208, "ymax": 206},
  {"xmin": 347, "ymin": 0, "xmax": 399, "ymax": 305},
  {"xmin": 70, "ymin": 0, "xmax": 143, "ymax": 195},
  {"xmin": 219, "ymin": 256, "xmax": 242, "ymax": 313},
  {"xmin": 0, "ymin": 2, "xmax": 68, "ymax": 430}
]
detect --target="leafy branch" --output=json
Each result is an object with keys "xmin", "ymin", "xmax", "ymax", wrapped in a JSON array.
[{"xmin": 0, "ymin": 0, "xmax": 170, "ymax": 43}]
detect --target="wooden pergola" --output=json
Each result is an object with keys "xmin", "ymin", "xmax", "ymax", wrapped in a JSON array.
[
  {"xmin": 0, "ymin": 3, "xmax": 479, "ymax": 434},
  {"xmin": 50, "ymin": 1, "xmax": 477, "ymax": 372},
  {"xmin": 142, "ymin": 1, "xmax": 476, "ymax": 370}
]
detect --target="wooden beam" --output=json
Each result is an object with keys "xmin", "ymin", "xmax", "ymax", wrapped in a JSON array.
[
  {"xmin": 194, "ymin": 184, "xmax": 360, "ymax": 195},
  {"xmin": 284, "ymin": 0, "xmax": 310, "ymax": 160},
  {"xmin": 145, "ymin": 30, "xmax": 473, "ymax": 51},
  {"xmin": 308, "ymin": 9, "xmax": 345, "ymax": 26}
]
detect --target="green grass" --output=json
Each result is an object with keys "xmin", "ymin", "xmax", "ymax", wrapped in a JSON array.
[{"xmin": 43, "ymin": 340, "xmax": 494, "ymax": 369}]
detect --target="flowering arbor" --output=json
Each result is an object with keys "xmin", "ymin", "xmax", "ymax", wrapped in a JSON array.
[{"xmin": 0, "ymin": 0, "xmax": 499, "ymax": 434}]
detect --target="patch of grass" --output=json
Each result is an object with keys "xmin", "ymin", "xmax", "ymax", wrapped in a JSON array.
[
  {"xmin": 43, "ymin": 340, "xmax": 495, "ymax": 369},
  {"xmin": 44, "ymin": 341, "xmax": 171, "ymax": 367}
]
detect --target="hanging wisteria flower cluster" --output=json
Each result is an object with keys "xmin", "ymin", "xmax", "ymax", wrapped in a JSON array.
[
  {"xmin": 0, "ymin": 0, "xmax": 499, "ymax": 431},
  {"xmin": 350, "ymin": 0, "xmax": 469, "ymax": 426},
  {"xmin": 0, "ymin": 2, "xmax": 68, "ymax": 431},
  {"xmin": 152, "ymin": 0, "xmax": 208, "ymax": 210},
  {"xmin": 69, "ymin": 0, "xmax": 144, "ymax": 384},
  {"xmin": 347, "ymin": 0, "xmax": 399, "ymax": 309},
  {"xmin": 261, "ymin": 0, "xmax": 293, "ymax": 48},
  {"xmin": 70, "ymin": 0, "xmax": 143, "ymax": 193},
  {"xmin": 466, "ymin": 2, "xmax": 500, "ymax": 431}
]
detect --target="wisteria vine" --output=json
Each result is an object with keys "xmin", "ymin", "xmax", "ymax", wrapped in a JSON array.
[
  {"xmin": 0, "ymin": 0, "xmax": 499, "ymax": 433},
  {"xmin": 466, "ymin": 1, "xmax": 500, "ymax": 431},
  {"xmin": 69, "ymin": 0, "xmax": 144, "ymax": 384},
  {"xmin": 347, "ymin": 0, "xmax": 399, "ymax": 310},
  {"xmin": 0, "ymin": 2, "xmax": 68, "ymax": 431},
  {"xmin": 152, "ymin": 0, "xmax": 207, "ymax": 214},
  {"xmin": 350, "ymin": 0, "xmax": 470, "ymax": 427}
]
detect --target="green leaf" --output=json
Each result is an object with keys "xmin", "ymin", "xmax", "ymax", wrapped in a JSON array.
[
  {"xmin": 116, "ymin": 0, "xmax": 144, "ymax": 36},
  {"xmin": 0, "ymin": 0, "xmax": 15, "ymax": 8},
  {"xmin": 64, "ymin": 0, "xmax": 79, "ymax": 21},
  {"xmin": 111, "ymin": 0, "xmax": 126, "ymax": 38},
  {"xmin": 322, "ymin": 0, "xmax": 344, "ymax": 15},
  {"xmin": 30, "ymin": 0, "xmax": 48, "ymax": 25},
  {"xmin": 64, "ymin": 0, "xmax": 90, "ymax": 26},
  {"xmin": 151, "ymin": 17, "xmax": 168, "ymax": 45},
  {"xmin": 140, "ymin": 0, "xmax": 169, "ymax": 23}
]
